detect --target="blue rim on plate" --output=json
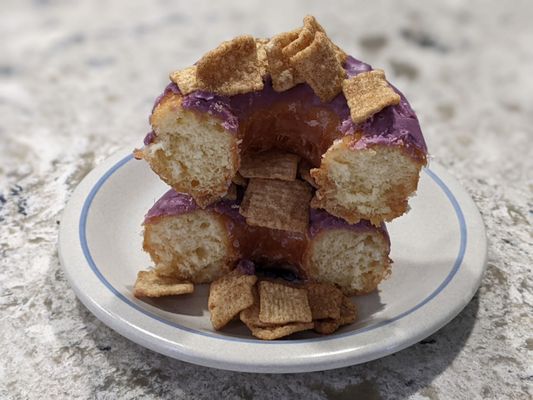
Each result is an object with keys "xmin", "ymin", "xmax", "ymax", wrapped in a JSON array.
[{"xmin": 79, "ymin": 154, "xmax": 467, "ymax": 344}]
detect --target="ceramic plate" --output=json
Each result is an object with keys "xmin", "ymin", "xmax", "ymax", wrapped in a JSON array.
[{"xmin": 59, "ymin": 148, "xmax": 487, "ymax": 373}]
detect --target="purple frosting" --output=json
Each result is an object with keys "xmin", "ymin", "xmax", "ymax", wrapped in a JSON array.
[
  {"xmin": 181, "ymin": 91, "xmax": 239, "ymax": 132},
  {"xmin": 309, "ymin": 208, "xmax": 387, "ymax": 239},
  {"xmin": 354, "ymin": 90, "xmax": 427, "ymax": 156},
  {"xmin": 145, "ymin": 190, "xmax": 388, "ymax": 248},
  {"xmin": 235, "ymin": 259, "xmax": 256, "ymax": 275},
  {"xmin": 152, "ymin": 82, "xmax": 180, "ymax": 113},
  {"xmin": 144, "ymin": 190, "xmax": 197, "ymax": 222},
  {"xmin": 143, "ymin": 130, "xmax": 156, "ymax": 146},
  {"xmin": 148, "ymin": 55, "xmax": 426, "ymax": 159},
  {"xmin": 344, "ymin": 56, "xmax": 372, "ymax": 77},
  {"xmin": 144, "ymin": 189, "xmax": 245, "ymax": 224}
]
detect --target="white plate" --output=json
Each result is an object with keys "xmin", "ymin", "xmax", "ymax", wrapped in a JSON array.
[{"xmin": 59, "ymin": 148, "xmax": 487, "ymax": 373}]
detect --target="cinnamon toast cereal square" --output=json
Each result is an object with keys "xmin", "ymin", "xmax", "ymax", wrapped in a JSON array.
[
  {"xmin": 169, "ymin": 66, "xmax": 198, "ymax": 95},
  {"xmin": 339, "ymin": 296, "xmax": 358, "ymax": 325},
  {"xmin": 240, "ymin": 285, "xmax": 313, "ymax": 340},
  {"xmin": 247, "ymin": 321, "xmax": 314, "ymax": 340},
  {"xmin": 265, "ymin": 30, "xmax": 302, "ymax": 92},
  {"xmin": 208, "ymin": 272, "xmax": 258, "ymax": 330},
  {"xmin": 196, "ymin": 35, "xmax": 264, "ymax": 96},
  {"xmin": 290, "ymin": 32, "xmax": 346, "ymax": 102},
  {"xmin": 239, "ymin": 178, "xmax": 312, "ymax": 233},
  {"xmin": 133, "ymin": 270, "xmax": 193, "ymax": 298},
  {"xmin": 342, "ymin": 69, "xmax": 401, "ymax": 123},
  {"xmin": 239, "ymin": 151, "xmax": 301, "ymax": 181},
  {"xmin": 306, "ymin": 282, "xmax": 343, "ymax": 320},
  {"xmin": 314, "ymin": 318, "xmax": 341, "ymax": 335},
  {"xmin": 258, "ymin": 281, "xmax": 312, "ymax": 324}
]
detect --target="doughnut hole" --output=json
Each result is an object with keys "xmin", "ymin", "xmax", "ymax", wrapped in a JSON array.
[
  {"xmin": 239, "ymin": 101, "xmax": 342, "ymax": 166},
  {"xmin": 143, "ymin": 211, "xmax": 237, "ymax": 283},
  {"xmin": 303, "ymin": 228, "xmax": 391, "ymax": 295}
]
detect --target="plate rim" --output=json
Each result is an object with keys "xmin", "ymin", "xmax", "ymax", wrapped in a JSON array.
[{"xmin": 59, "ymin": 148, "xmax": 487, "ymax": 373}]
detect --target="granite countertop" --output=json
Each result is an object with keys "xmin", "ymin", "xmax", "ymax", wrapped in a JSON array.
[{"xmin": 1, "ymin": 0, "xmax": 532, "ymax": 399}]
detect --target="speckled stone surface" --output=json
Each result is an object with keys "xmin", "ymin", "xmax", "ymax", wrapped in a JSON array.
[{"xmin": 1, "ymin": 0, "xmax": 532, "ymax": 399}]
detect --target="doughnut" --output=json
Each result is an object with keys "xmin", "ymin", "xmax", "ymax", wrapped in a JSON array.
[
  {"xmin": 143, "ymin": 190, "xmax": 391, "ymax": 295},
  {"xmin": 136, "ymin": 16, "xmax": 427, "ymax": 225}
]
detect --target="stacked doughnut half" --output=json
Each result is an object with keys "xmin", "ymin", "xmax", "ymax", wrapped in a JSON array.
[{"xmin": 133, "ymin": 17, "xmax": 427, "ymax": 313}]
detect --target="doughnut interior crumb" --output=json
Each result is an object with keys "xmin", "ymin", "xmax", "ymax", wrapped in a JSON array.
[
  {"xmin": 304, "ymin": 227, "xmax": 391, "ymax": 295},
  {"xmin": 144, "ymin": 210, "xmax": 236, "ymax": 283},
  {"xmin": 311, "ymin": 142, "xmax": 423, "ymax": 225},
  {"xmin": 145, "ymin": 95, "xmax": 238, "ymax": 208}
]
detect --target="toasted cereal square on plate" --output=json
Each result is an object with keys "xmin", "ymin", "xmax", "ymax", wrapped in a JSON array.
[
  {"xmin": 208, "ymin": 272, "xmax": 258, "ymax": 330},
  {"xmin": 258, "ymin": 281, "xmax": 312, "ymax": 324},
  {"xmin": 306, "ymin": 282, "xmax": 343, "ymax": 320},
  {"xmin": 133, "ymin": 270, "xmax": 194, "ymax": 298}
]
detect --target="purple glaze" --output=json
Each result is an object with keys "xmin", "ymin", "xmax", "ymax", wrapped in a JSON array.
[
  {"xmin": 235, "ymin": 259, "xmax": 256, "ymax": 275},
  {"xmin": 143, "ymin": 130, "xmax": 156, "ymax": 146},
  {"xmin": 344, "ymin": 56, "xmax": 372, "ymax": 77},
  {"xmin": 152, "ymin": 82, "xmax": 181, "ymax": 113},
  {"xmin": 144, "ymin": 189, "xmax": 245, "ymax": 224},
  {"xmin": 211, "ymin": 198, "xmax": 246, "ymax": 224},
  {"xmin": 145, "ymin": 191, "xmax": 389, "ymax": 249},
  {"xmin": 353, "ymin": 88, "xmax": 427, "ymax": 156},
  {"xmin": 149, "ymin": 55, "xmax": 426, "ymax": 159},
  {"xmin": 181, "ymin": 91, "xmax": 239, "ymax": 132},
  {"xmin": 308, "ymin": 208, "xmax": 383, "ymax": 236},
  {"xmin": 144, "ymin": 190, "xmax": 198, "ymax": 222}
]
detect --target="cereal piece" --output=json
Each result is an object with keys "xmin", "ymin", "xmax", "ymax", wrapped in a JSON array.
[
  {"xmin": 306, "ymin": 282, "xmax": 343, "ymax": 320},
  {"xmin": 240, "ymin": 296, "xmax": 273, "ymax": 328},
  {"xmin": 298, "ymin": 160, "xmax": 318, "ymax": 188},
  {"xmin": 208, "ymin": 272, "xmax": 258, "ymax": 330},
  {"xmin": 342, "ymin": 69, "xmax": 401, "ymax": 123},
  {"xmin": 255, "ymin": 38, "xmax": 270, "ymax": 78},
  {"xmin": 222, "ymin": 183, "xmax": 238, "ymax": 201},
  {"xmin": 196, "ymin": 35, "xmax": 264, "ymax": 96},
  {"xmin": 258, "ymin": 281, "xmax": 312, "ymax": 324},
  {"xmin": 133, "ymin": 270, "xmax": 193, "ymax": 298},
  {"xmin": 265, "ymin": 30, "xmax": 303, "ymax": 92},
  {"xmin": 338, "ymin": 296, "xmax": 357, "ymax": 325},
  {"xmin": 290, "ymin": 32, "xmax": 346, "ymax": 102},
  {"xmin": 313, "ymin": 296, "xmax": 357, "ymax": 334},
  {"xmin": 240, "ymin": 178, "xmax": 312, "ymax": 233},
  {"xmin": 239, "ymin": 151, "xmax": 301, "ymax": 181},
  {"xmin": 301, "ymin": 15, "xmax": 347, "ymax": 64},
  {"xmin": 314, "ymin": 318, "xmax": 341, "ymax": 335},
  {"xmin": 169, "ymin": 66, "xmax": 198, "ymax": 95},
  {"xmin": 232, "ymin": 171, "xmax": 248, "ymax": 186},
  {"xmin": 283, "ymin": 15, "xmax": 325, "ymax": 60},
  {"xmin": 282, "ymin": 27, "xmax": 315, "ymax": 60},
  {"xmin": 303, "ymin": 15, "xmax": 325, "ymax": 34},
  {"xmin": 240, "ymin": 297, "xmax": 313, "ymax": 340},
  {"xmin": 248, "ymin": 321, "xmax": 314, "ymax": 340}
]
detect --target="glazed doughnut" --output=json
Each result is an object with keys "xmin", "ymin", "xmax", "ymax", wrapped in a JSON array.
[
  {"xmin": 143, "ymin": 190, "xmax": 391, "ymax": 295},
  {"xmin": 137, "ymin": 16, "xmax": 427, "ymax": 225}
]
